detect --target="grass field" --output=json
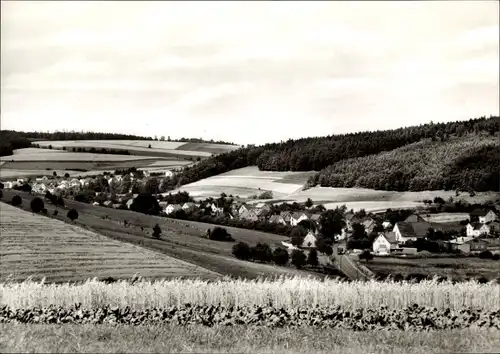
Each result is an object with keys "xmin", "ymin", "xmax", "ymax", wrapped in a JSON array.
[
  {"xmin": 421, "ymin": 212, "xmax": 470, "ymax": 223},
  {"xmin": 0, "ymin": 203, "xmax": 220, "ymax": 283},
  {"xmin": 363, "ymin": 256, "xmax": 500, "ymax": 282},
  {"xmin": 3, "ymin": 325, "xmax": 499, "ymax": 354},
  {"xmin": 1, "ymin": 190, "xmax": 314, "ymax": 280},
  {"xmin": 34, "ymin": 140, "xmax": 241, "ymax": 158},
  {"xmin": 175, "ymin": 166, "xmax": 315, "ymax": 199}
]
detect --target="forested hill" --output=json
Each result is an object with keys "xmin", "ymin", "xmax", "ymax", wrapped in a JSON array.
[
  {"xmin": 307, "ymin": 135, "xmax": 499, "ymax": 192},
  {"xmin": 172, "ymin": 116, "xmax": 499, "ymax": 190},
  {"xmin": 0, "ymin": 131, "xmax": 32, "ymax": 157},
  {"xmin": 17, "ymin": 131, "xmax": 236, "ymax": 145}
]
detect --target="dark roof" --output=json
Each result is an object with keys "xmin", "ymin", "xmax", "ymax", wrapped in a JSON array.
[
  {"xmin": 470, "ymin": 209, "xmax": 494, "ymax": 217},
  {"xmin": 470, "ymin": 222, "xmax": 488, "ymax": 231},
  {"xmin": 404, "ymin": 214, "xmax": 426, "ymax": 223},
  {"xmin": 396, "ymin": 221, "xmax": 431, "ymax": 238}
]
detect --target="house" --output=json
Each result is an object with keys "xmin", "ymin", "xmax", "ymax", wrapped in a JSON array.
[
  {"xmin": 372, "ymin": 232, "xmax": 399, "ymax": 255},
  {"xmin": 345, "ymin": 213, "xmax": 356, "ymax": 231},
  {"xmin": 290, "ymin": 212, "xmax": 309, "ymax": 226},
  {"xmin": 182, "ymin": 202, "xmax": 196, "ymax": 212},
  {"xmin": 310, "ymin": 214, "xmax": 321, "ymax": 225},
  {"xmin": 16, "ymin": 178, "xmax": 25, "ymax": 184},
  {"xmin": 254, "ymin": 203, "xmax": 271, "ymax": 217},
  {"xmin": 281, "ymin": 241, "xmax": 299, "ymax": 250},
  {"xmin": 112, "ymin": 203, "xmax": 122, "ymax": 209},
  {"xmin": 470, "ymin": 209, "xmax": 498, "ymax": 224},
  {"xmin": 92, "ymin": 202, "xmax": 100, "ymax": 206},
  {"xmin": 333, "ymin": 228, "xmax": 348, "ymax": 242},
  {"xmin": 382, "ymin": 221, "xmax": 392, "ymax": 230},
  {"xmin": 393, "ymin": 221, "xmax": 431, "ymax": 243},
  {"xmin": 404, "ymin": 214, "xmax": 426, "ymax": 223},
  {"xmin": 362, "ymin": 218, "xmax": 376, "ymax": 234},
  {"xmin": 280, "ymin": 211, "xmax": 292, "ymax": 225},
  {"xmin": 103, "ymin": 200, "xmax": 113, "ymax": 207},
  {"xmin": 165, "ymin": 204, "xmax": 182, "ymax": 215},
  {"xmin": 2, "ymin": 181, "xmax": 15, "ymax": 189},
  {"xmin": 31, "ymin": 183, "xmax": 47, "ymax": 194},
  {"xmin": 301, "ymin": 231, "xmax": 317, "ymax": 248},
  {"xmin": 231, "ymin": 203, "xmax": 243, "ymax": 216},
  {"xmin": 240, "ymin": 209, "xmax": 259, "ymax": 222},
  {"xmin": 210, "ymin": 203, "xmax": 224, "ymax": 215},
  {"xmin": 238, "ymin": 205, "xmax": 250, "ymax": 215},
  {"xmin": 268, "ymin": 214, "xmax": 287, "ymax": 225},
  {"xmin": 466, "ymin": 223, "xmax": 490, "ymax": 238},
  {"xmin": 447, "ymin": 236, "xmax": 488, "ymax": 253}
]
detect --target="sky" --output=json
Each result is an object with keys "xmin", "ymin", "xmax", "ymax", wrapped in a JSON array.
[{"xmin": 1, "ymin": 1, "xmax": 499, "ymax": 145}]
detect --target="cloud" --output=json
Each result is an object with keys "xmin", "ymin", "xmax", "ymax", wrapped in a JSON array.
[{"xmin": 1, "ymin": 1, "xmax": 498, "ymax": 145}]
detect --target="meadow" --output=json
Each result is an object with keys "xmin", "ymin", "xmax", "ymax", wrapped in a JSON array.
[
  {"xmin": 0, "ymin": 190, "xmax": 312, "ymax": 280},
  {"xmin": 34, "ymin": 140, "xmax": 240, "ymax": 158},
  {"xmin": 0, "ymin": 203, "xmax": 220, "ymax": 283}
]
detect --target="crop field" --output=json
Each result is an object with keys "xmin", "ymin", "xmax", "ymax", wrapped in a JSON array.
[
  {"xmin": 363, "ymin": 256, "xmax": 500, "ymax": 282},
  {"xmin": 34, "ymin": 140, "xmax": 241, "ymax": 158},
  {"xmin": 421, "ymin": 212, "xmax": 470, "ymax": 223},
  {"xmin": 175, "ymin": 166, "xmax": 313, "ymax": 199},
  {"xmin": 0, "ymin": 203, "xmax": 220, "ymax": 283},
  {"xmin": 0, "ymin": 151, "xmax": 157, "ymax": 162}
]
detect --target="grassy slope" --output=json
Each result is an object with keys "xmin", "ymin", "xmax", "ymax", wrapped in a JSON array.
[
  {"xmin": 0, "ymin": 190, "xmax": 318, "ymax": 281},
  {"xmin": 0, "ymin": 203, "xmax": 220, "ymax": 283},
  {"xmin": 1, "ymin": 325, "xmax": 499, "ymax": 354}
]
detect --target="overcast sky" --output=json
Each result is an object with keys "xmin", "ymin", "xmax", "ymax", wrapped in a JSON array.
[{"xmin": 1, "ymin": 1, "xmax": 499, "ymax": 145}]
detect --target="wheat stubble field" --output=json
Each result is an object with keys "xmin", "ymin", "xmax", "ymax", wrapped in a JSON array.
[{"xmin": 0, "ymin": 203, "xmax": 220, "ymax": 283}]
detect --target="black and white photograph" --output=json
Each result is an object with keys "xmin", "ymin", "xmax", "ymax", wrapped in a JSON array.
[{"xmin": 0, "ymin": 1, "xmax": 499, "ymax": 353}]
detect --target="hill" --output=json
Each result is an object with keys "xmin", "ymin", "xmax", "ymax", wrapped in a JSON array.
[
  {"xmin": 308, "ymin": 134, "xmax": 499, "ymax": 192},
  {"xmin": 0, "ymin": 202, "xmax": 220, "ymax": 283},
  {"xmin": 170, "ymin": 116, "xmax": 499, "ymax": 192}
]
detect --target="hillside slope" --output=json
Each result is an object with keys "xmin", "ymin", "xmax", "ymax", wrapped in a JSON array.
[
  {"xmin": 171, "ymin": 116, "xmax": 499, "ymax": 191},
  {"xmin": 307, "ymin": 135, "xmax": 499, "ymax": 192}
]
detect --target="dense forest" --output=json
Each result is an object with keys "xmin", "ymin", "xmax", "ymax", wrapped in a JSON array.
[
  {"xmin": 16, "ymin": 131, "xmax": 236, "ymax": 145},
  {"xmin": 308, "ymin": 135, "xmax": 499, "ymax": 192},
  {"xmin": 0, "ymin": 130, "xmax": 32, "ymax": 157},
  {"xmin": 171, "ymin": 116, "xmax": 499, "ymax": 190}
]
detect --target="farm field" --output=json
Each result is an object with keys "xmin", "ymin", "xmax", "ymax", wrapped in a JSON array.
[
  {"xmin": 2, "ymin": 325, "xmax": 499, "ymax": 354},
  {"xmin": 363, "ymin": 256, "xmax": 500, "ymax": 282},
  {"xmin": 421, "ymin": 212, "xmax": 470, "ymax": 223},
  {"xmin": 174, "ymin": 166, "xmax": 314, "ymax": 199},
  {"xmin": 0, "ymin": 202, "xmax": 220, "ymax": 283},
  {"xmin": 34, "ymin": 140, "xmax": 241, "ymax": 158},
  {"xmin": 0, "ymin": 190, "xmax": 315, "ymax": 280}
]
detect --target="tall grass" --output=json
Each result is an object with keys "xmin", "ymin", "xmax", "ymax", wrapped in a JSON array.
[{"xmin": 1, "ymin": 276, "xmax": 498, "ymax": 311}]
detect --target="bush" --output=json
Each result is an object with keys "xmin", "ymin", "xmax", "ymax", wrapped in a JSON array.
[
  {"xmin": 307, "ymin": 249, "xmax": 319, "ymax": 267},
  {"xmin": 207, "ymin": 227, "xmax": 234, "ymax": 242},
  {"xmin": 41, "ymin": 208, "xmax": 48, "ymax": 215},
  {"xmin": 492, "ymin": 253, "xmax": 500, "ymax": 261},
  {"xmin": 0, "ymin": 190, "xmax": 2, "ymax": 199},
  {"xmin": 11, "ymin": 195, "xmax": 22, "ymax": 206},
  {"xmin": 0, "ymin": 181, "xmax": 4, "ymax": 189},
  {"xmin": 30, "ymin": 197, "xmax": 44, "ymax": 213},
  {"xmin": 152, "ymin": 224, "xmax": 162, "ymax": 239},
  {"xmin": 316, "ymin": 237, "xmax": 333, "ymax": 255},
  {"xmin": 64, "ymin": 173, "xmax": 70, "ymax": 178},
  {"xmin": 232, "ymin": 242, "xmax": 251, "ymax": 260},
  {"xmin": 67, "ymin": 209, "xmax": 79, "ymax": 221},
  {"xmin": 272, "ymin": 247, "xmax": 289, "ymax": 266},
  {"xmin": 359, "ymin": 250, "xmax": 374, "ymax": 262},
  {"xmin": 291, "ymin": 249, "xmax": 307, "ymax": 269},
  {"xmin": 479, "ymin": 250, "xmax": 493, "ymax": 259},
  {"xmin": 53, "ymin": 210, "xmax": 58, "ymax": 216},
  {"xmin": 251, "ymin": 243, "xmax": 273, "ymax": 263}
]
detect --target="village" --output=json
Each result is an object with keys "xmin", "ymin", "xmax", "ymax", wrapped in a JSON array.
[{"xmin": 2, "ymin": 171, "xmax": 499, "ymax": 259}]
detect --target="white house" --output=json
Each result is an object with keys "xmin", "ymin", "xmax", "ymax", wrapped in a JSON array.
[
  {"xmin": 165, "ymin": 204, "xmax": 182, "ymax": 215},
  {"xmin": 269, "ymin": 214, "xmax": 287, "ymax": 225},
  {"xmin": 182, "ymin": 202, "xmax": 197, "ymax": 212},
  {"xmin": 210, "ymin": 203, "xmax": 224, "ymax": 215},
  {"xmin": 470, "ymin": 209, "xmax": 498, "ymax": 224},
  {"xmin": 393, "ymin": 221, "xmax": 430, "ymax": 243},
  {"xmin": 2, "ymin": 181, "xmax": 15, "ymax": 189},
  {"xmin": 334, "ymin": 228, "xmax": 348, "ymax": 242},
  {"xmin": 382, "ymin": 221, "xmax": 392, "ymax": 230},
  {"xmin": 238, "ymin": 205, "xmax": 250, "ymax": 215},
  {"xmin": 301, "ymin": 231, "xmax": 317, "ymax": 248},
  {"xmin": 466, "ymin": 223, "xmax": 490, "ymax": 238},
  {"xmin": 31, "ymin": 183, "xmax": 47, "ymax": 194},
  {"xmin": 372, "ymin": 232, "xmax": 399, "ymax": 256},
  {"xmin": 281, "ymin": 241, "xmax": 299, "ymax": 250},
  {"xmin": 126, "ymin": 198, "xmax": 134, "ymax": 209},
  {"xmin": 290, "ymin": 212, "xmax": 309, "ymax": 226}
]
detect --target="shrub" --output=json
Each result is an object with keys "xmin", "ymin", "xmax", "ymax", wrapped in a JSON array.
[
  {"xmin": 207, "ymin": 227, "xmax": 234, "ymax": 242},
  {"xmin": 232, "ymin": 242, "xmax": 251, "ymax": 260},
  {"xmin": 0, "ymin": 190, "xmax": 2, "ymax": 199},
  {"xmin": 492, "ymin": 254, "xmax": 500, "ymax": 261},
  {"xmin": 359, "ymin": 250, "xmax": 374, "ymax": 262},
  {"xmin": 272, "ymin": 247, "xmax": 289, "ymax": 266},
  {"xmin": 30, "ymin": 197, "xmax": 44, "ymax": 213},
  {"xmin": 291, "ymin": 249, "xmax": 306, "ymax": 269},
  {"xmin": 53, "ymin": 210, "xmax": 58, "ymax": 216},
  {"xmin": 479, "ymin": 250, "xmax": 493, "ymax": 259},
  {"xmin": 11, "ymin": 195, "xmax": 22, "ymax": 206},
  {"xmin": 67, "ymin": 209, "xmax": 79, "ymax": 221},
  {"xmin": 0, "ymin": 181, "xmax": 4, "ymax": 189},
  {"xmin": 316, "ymin": 237, "xmax": 333, "ymax": 256},
  {"xmin": 251, "ymin": 243, "xmax": 273, "ymax": 263},
  {"xmin": 307, "ymin": 249, "xmax": 319, "ymax": 267},
  {"xmin": 64, "ymin": 173, "xmax": 70, "ymax": 178},
  {"xmin": 152, "ymin": 224, "xmax": 162, "ymax": 239},
  {"xmin": 41, "ymin": 208, "xmax": 48, "ymax": 215}
]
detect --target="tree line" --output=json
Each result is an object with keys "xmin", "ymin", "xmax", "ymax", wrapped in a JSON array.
[{"xmin": 170, "ymin": 116, "xmax": 499, "ymax": 190}]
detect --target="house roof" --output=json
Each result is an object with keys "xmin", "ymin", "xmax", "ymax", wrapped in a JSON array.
[
  {"xmin": 395, "ymin": 221, "xmax": 430, "ymax": 238},
  {"xmin": 404, "ymin": 214, "xmax": 426, "ymax": 223},
  {"xmin": 470, "ymin": 209, "xmax": 493, "ymax": 217},
  {"xmin": 310, "ymin": 214, "xmax": 321, "ymax": 221},
  {"xmin": 470, "ymin": 222, "xmax": 489, "ymax": 231},
  {"xmin": 345, "ymin": 213, "xmax": 355, "ymax": 221}
]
